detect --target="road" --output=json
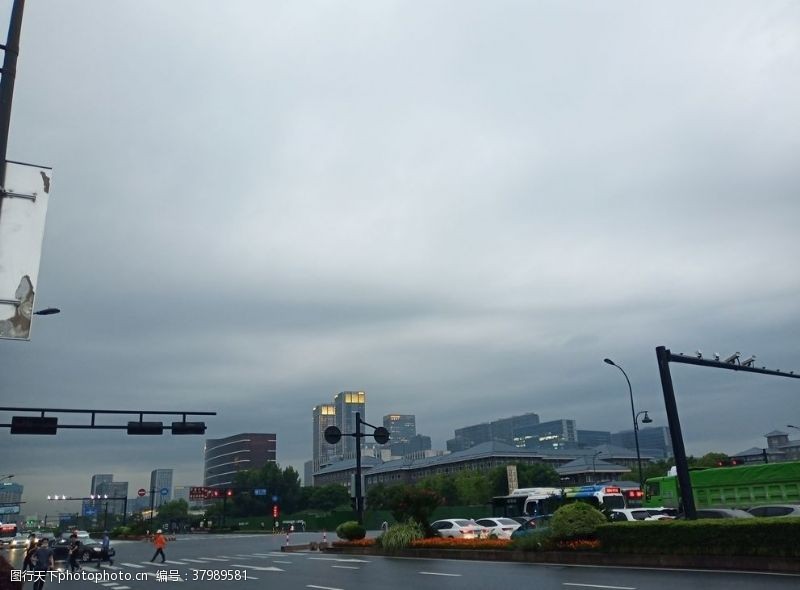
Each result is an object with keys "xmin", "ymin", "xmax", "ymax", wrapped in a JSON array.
[{"xmin": 3, "ymin": 533, "xmax": 798, "ymax": 590}]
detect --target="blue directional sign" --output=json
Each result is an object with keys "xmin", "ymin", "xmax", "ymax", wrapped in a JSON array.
[
  {"xmin": 272, "ymin": 495, "xmax": 279, "ymax": 502},
  {"xmin": 253, "ymin": 488, "xmax": 267, "ymax": 496},
  {"xmin": 160, "ymin": 488, "xmax": 169, "ymax": 496}
]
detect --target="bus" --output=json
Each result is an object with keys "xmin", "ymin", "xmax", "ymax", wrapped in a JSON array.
[
  {"xmin": 492, "ymin": 484, "xmax": 626, "ymax": 518},
  {"xmin": 0, "ymin": 523, "xmax": 18, "ymax": 543},
  {"xmin": 644, "ymin": 461, "xmax": 800, "ymax": 511}
]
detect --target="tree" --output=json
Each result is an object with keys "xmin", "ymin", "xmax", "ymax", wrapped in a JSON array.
[
  {"xmin": 388, "ymin": 485, "xmax": 441, "ymax": 535},
  {"xmin": 309, "ymin": 485, "xmax": 351, "ymax": 511},
  {"xmin": 453, "ymin": 471, "xmax": 490, "ymax": 505},
  {"xmin": 156, "ymin": 499, "xmax": 189, "ymax": 530},
  {"xmin": 417, "ymin": 475, "xmax": 459, "ymax": 506},
  {"xmin": 488, "ymin": 463, "xmax": 561, "ymax": 496}
]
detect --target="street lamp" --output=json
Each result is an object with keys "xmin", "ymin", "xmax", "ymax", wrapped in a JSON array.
[
  {"xmin": 787, "ymin": 425, "xmax": 800, "ymax": 433},
  {"xmin": 604, "ymin": 358, "xmax": 648, "ymax": 489}
]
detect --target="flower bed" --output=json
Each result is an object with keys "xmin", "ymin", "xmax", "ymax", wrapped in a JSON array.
[
  {"xmin": 410, "ymin": 537, "xmax": 512, "ymax": 550},
  {"xmin": 332, "ymin": 538, "xmax": 377, "ymax": 548}
]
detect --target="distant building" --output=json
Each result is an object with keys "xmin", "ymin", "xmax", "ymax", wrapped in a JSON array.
[
  {"xmin": 577, "ymin": 430, "xmax": 612, "ymax": 448},
  {"xmin": 0, "ymin": 482, "xmax": 22, "ymax": 505},
  {"xmin": 733, "ymin": 430, "xmax": 800, "ymax": 464},
  {"xmin": 90, "ymin": 474, "xmax": 113, "ymax": 495},
  {"xmin": 204, "ymin": 433, "xmax": 277, "ymax": 488},
  {"xmin": 334, "ymin": 391, "xmax": 366, "ymax": 459},
  {"xmin": 611, "ymin": 426, "xmax": 673, "ymax": 459},
  {"xmin": 96, "ymin": 481, "xmax": 129, "ymax": 516},
  {"xmin": 150, "ymin": 470, "xmax": 173, "ymax": 507},
  {"xmin": 446, "ymin": 412, "xmax": 541, "ymax": 451},
  {"xmin": 312, "ymin": 403, "xmax": 337, "ymax": 473},
  {"xmin": 514, "ymin": 419, "xmax": 577, "ymax": 450},
  {"xmin": 383, "ymin": 414, "xmax": 416, "ymax": 444},
  {"xmin": 389, "ymin": 434, "xmax": 432, "ymax": 457}
]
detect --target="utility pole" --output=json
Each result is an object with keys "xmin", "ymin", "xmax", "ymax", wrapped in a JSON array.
[{"xmin": 0, "ymin": 0, "xmax": 25, "ymax": 209}]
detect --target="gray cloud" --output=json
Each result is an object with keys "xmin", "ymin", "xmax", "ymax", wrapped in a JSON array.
[{"xmin": 1, "ymin": 0, "xmax": 799, "ymax": 517}]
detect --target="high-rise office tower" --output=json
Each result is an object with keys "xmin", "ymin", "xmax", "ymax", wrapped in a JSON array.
[
  {"xmin": 383, "ymin": 414, "xmax": 416, "ymax": 444},
  {"xmin": 90, "ymin": 474, "xmax": 113, "ymax": 495},
  {"xmin": 150, "ymin": 469, "xmax": 173, "ymax": 507},
  {"xmin": 204, "ymin": 433, "xmax": 277, "ymax": 488},
  {"xmin": 313, "ymin": 404, "xmax": 337, "ymax": 471},
  {"xmin": 333, "ymin": 391, "xmax": 365, "ymax": 459}
]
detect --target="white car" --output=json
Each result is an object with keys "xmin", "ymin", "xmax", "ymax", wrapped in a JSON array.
[
  {"xmin": 474, "ymin": 517, "xmax": 521, "ymax": 539},
  {"xmin": 747, "ymin": 504, "xmax": 800, "ymax": 518},
  {"xmin": 8, "ymin": 534, "xmax": 31, "ymax": 549},
  {"xmin": 430, "ymin": 519, "xmax": 485, "ymax": 539},
  {"xmin": 610, "ymin": 508, "xmax": 659, "ymax": 522}
]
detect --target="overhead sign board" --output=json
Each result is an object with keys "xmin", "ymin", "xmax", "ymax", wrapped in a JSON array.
[
  {"xmin": 253, "ymin": 489, "xmax": 267, "ymax": 496},
  {"xmin": 0, "ymin": 161, "xmax": 53, "ymax": 340},
  {"xmin": 189, "ymin": 486, "xmax": 219, "ymax": 500},
  {"xmin": 0, "ymin": 506, "xmax": 20, "ymax": 514}
]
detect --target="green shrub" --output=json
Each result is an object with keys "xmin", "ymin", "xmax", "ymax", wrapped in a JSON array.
[
  {"xmin": 335, "ymin": 520, "xmax": 366, "ymax": 541},
  {"xmin": 381, "ymin": 520, "xmax": 424, "ymax": 551},
  {"xmin": 550, "ymin": 503, "xmax": 607, "ymax": 540},
  {"xmin": 510, "ymin": 529, "xmax": 556, "ymax": 552},
  {"xmin": 596, "ymin": 517, "xmax": 800, "ymax": 557}
]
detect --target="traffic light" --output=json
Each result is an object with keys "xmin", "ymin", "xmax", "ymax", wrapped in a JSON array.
[
  {"xmin": 212, "ymin": 490, "xmax": 221, "ymax": 498},
  {"xmin": 272, "ymin": 505, "xmax": 279, "ymax": 518},
  {"xmin": 226, "ymin": 489, "xmax": 233, "ymax": 497},
  {"xmin": 716, "ymin": 459, "xmax": 742, "ymax": 467}
]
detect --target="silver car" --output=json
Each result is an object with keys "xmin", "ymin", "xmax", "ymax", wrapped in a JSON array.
[{"xmin": 746, "ymin": 504, "xmax": 800, "ymax": 517}]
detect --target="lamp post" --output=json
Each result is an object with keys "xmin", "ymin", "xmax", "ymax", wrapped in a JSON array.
[
  {"xmin": 604, "ymin": 358, "xmax": 647, "ymax": 489},
  {"xmin": 787, "ymin": 424, "xmax": 800, "ymax": 433},
  {"xmin": 323, "ymin": 413, "xmax": 390, "ymax": 524}
]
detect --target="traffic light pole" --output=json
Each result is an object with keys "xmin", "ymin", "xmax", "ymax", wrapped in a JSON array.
[{"xmin": 0, "ymin": 0, "xmax": 25, "ymax": 209}]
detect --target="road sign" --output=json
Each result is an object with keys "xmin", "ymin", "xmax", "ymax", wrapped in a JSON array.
[
  {"xmin": 160, "ymin": 488, "xmax": 169, "ymax": 496},
  {"xmin": 189, "ymin": 486, "xmax": 218, "ymax": 500},
  {"xmin": 137, "ymin": 489, "xmax": 146, "ymax": 497},
  {"xmin": 253, "ymin": 488, "xmax": 267, "ymax": 496}
]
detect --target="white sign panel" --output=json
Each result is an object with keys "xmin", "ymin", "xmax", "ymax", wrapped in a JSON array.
[{"xmin": 0, "ymin": 160, "xmax": 53, "ymax": 340}]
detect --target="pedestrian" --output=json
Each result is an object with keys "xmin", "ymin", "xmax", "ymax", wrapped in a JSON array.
[
  {"xmin": 150, "ymin": 530, "xmax": 167, "ymax": 563},
  {"xmin": 22, "ymin": 534, "xmax": 37, "ymax": 571},
  {"xmin": 66, "ymin": 530, "xmax": 81, "ymax": 573},
  {"xmin": 32, "ymin": 538, "xmax": 54, "ymax": 590},
  {"xmin": 98, "ymin": 531, "xmax": 113, "ymax": 567}
]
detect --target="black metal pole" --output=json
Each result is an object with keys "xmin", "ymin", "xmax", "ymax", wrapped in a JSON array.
[
  {"xmin": 103, "ymin": 501, "xmax": 108, "ymax": 531},
  {"xmin": 656, "ymin": 346, "xmax": 696, "ymax": 519},
  {"xmin": 123, "ymin": 497, "xmax": 128, "ymax": 526},
  {"xmin": 354, "ymin": 412, "xmax": 363, "ymax": 525},
  {"xmin": 149, "ymin": 488, "xmax": 155, "ymax": 528},
  {"xmin": 0, "ymin": 0, "xmax": 24, "ymax": 199}
]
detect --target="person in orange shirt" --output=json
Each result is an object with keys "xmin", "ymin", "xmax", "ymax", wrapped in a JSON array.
[{"xmin": 150, "ymin": 530, "xmax": 167, "ymax": 563}]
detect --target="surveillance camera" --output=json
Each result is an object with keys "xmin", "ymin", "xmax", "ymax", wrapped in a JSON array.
[
  {"xmin": 741, "ymin": 355, "xmax": 756, "ymax": 367},
  {"xmin": 722, "ymin": 352, "xmax": 741, "ymax": 364},
  {"xmin": 713, "ymin": 353, "xmax": 720, "ymax": 361},
  {"xmin": 696, "ymin": 350, "xmax": 703, "ymax": 358}
]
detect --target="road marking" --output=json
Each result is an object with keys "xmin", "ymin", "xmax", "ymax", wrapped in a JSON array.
[
  {"xmin": 120, "ymin": 563, "xmax": 144, "ymax": 568},
  {"xmin": 229, "ymin": 563, "xmax": 284, "ymax": 572},
  {"xmin": 273, "ymin": 560, "xmax": 292, "ymax": 564},
  {"xmin": 101, "ymin": 583, "xmax": 118, "ymax": 587},
  {"xmin": 332, "ymin": 565, "xmax": 359, "ymax": 570},
  {"xmin": 181, "ymin": 559, "xmax": 211, "ymax": 563},
  {"xmin": 164, "ymin": 560, "xmax": 187, "ymax": 564},
  {"xmin": 198, "ymin": 557, "xmax": 230, "ymax": 562},
  {"xmin": 308, "ymin": 557, "xmax": 371, "ymax": 563},
  {"xmin": 307, "ymin": 586, "xmax": 343, "ymax": 590},
  {"xmin": 116, "ymin": 587, "xmax": 131, "ymax": 589},
  {"xmin": 563, "ymin": 585, "xmax": 636, "ymax": 590},
  {"xmin": 420, "ymin": 572, "xmax": 461, "ymax": 577}
]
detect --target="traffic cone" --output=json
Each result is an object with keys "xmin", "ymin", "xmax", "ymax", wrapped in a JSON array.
[{"xmin": 285, "ymin": 530, "xmax": 290, "ymax": 546}]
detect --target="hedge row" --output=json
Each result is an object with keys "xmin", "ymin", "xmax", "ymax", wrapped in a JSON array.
[{"xmin": 596, "ymin": 518, "xmax": 800, "ymax": 558}]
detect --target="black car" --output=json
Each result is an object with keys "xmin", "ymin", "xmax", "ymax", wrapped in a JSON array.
[{"xmin": 51, "ymin": 539, "xmax": 115, "ymax": 563}]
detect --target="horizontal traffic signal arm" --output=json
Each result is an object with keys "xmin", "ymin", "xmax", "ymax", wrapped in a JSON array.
[{"xmin": 0, "ymin": 406, "xmax": 216, "ymax": 435}]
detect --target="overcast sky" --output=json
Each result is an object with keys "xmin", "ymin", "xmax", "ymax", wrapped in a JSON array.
[{"xmin": 1, "ymin": 1, "xmax": 799, "ymax": 518}]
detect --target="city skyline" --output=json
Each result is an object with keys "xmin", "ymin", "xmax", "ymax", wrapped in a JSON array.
[{"xmin": 1, "ymin": 1, "xmax": 798, "ymax": 519}]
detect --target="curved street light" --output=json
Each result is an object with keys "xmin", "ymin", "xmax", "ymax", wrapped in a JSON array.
[{"xmin": 604, "ymin": 358, "xmax": 647, "ymax": 489}]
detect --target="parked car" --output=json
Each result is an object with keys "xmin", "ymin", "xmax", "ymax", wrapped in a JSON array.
[
  {"xmin": 430, "ymin": 519, "xmax": 485, "ymax": 539},
  {"xmin": 510, "ymin": 518, "xmax": 541, "ymax": 539},
  {"xmin": 646, "ymin": 507, "xmax": 678, "ymax": 519},
  {"xmin": 694, "ymin": 508, "xmax": 754, "ymax": 519},
  {"xmin": 474, "ymin": 517, "xmax": 520, "ymax": 539},
  {"xmin": 610, "ymin": 508, "xmax": 658, "ymax": 522},
  {"xmin": 746, "ymin": 504, "xmax": 800, "ymax": 518},
  {"xmin": 51, "ymin": 539, "xmax": 115, "ymax": 563}
]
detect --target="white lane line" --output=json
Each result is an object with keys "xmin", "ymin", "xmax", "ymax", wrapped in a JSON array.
[
  {"xmin": 332, "ymin": 565, "xmax": 359, "ymax": 570},
  {"xmin": 307, "ymin": 586, "xmax": 343, "ymax": 590},
  {"xmin": 420, "ymin": 571, "xmax": 461, "ymax": 577},
  {"xmin": 230, "ymin": 563, "xmax": 285, "ymax": 572},
  {"xmin": 273, "ymin": 560, "xmax": 292, "ymax": 564},
  {"xmin": 101, "ymin": 584, "xmax": 117, "ymax": 587},
  {"xmin": 120, "ymin": 563, "xmax": 144, "ymax": 568},
  {"xmin": 563, "ymin": 585, "xmax": 636, "ymax": 590},
  {"xmin": 198, "ymin": 557, "xmax": 230, "ymax": 562},
  {"xmin": 165, "ymin": 560, "xmax": 187, "ymax": 564},
  {"xmin": 181, "ymin": 558, "xmax": 211, "ymax": 563},
  {"xmin": 116, "ymin": 587, "xmax": 131, "ymax": 589}
]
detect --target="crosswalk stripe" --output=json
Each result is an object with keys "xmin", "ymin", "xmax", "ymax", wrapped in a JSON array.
[
  {"xmin": 120, "ymin": 563, "xmax": 144, "ymax": 568},
  {"xmin": 198, "ymin": 557, "xmax": 230, "ymax": 562}
]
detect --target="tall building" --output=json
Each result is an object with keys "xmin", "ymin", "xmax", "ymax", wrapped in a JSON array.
[
  {"xmin": 90, "ymin": 474, "xmax": 113, "ymax": 495},
  {"xmin": 204, "ymin": 433, "xmax": 277, "ymax": 488},
  {"xmin": 312, "ymin": 403, "xmax": 337, "ymax": 472},
  {"xmin": 149, "ymin": 469, "xmax": 173, "ymax": 507},
  {"xmin": 513, "ymin": 419, "xmax": 577, "ymax": 450},
  {"xmin": 96, "ymin": 480, "xmax": 129, "ymax": 516},
  {"xmin": 577, "ymin": 430, "xmax": 612, "ymax": 448},
  {"xmin": 383, "ymin": 414, "xmax": 416, "ymax": 444},
  {"xmin": 333, "ymin": 391, "xmax": 366, "ymax": 459},
  {"xmin": 0, "ymin": 482, "xmax": 22, "ymax": 505},
  {"xmin": 446, "ymin": 412, "xmax": 541, "ymax": 451},
  {"xmin": 611, "ymin": 426, "xmax": 673, "ymax": 459}
]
